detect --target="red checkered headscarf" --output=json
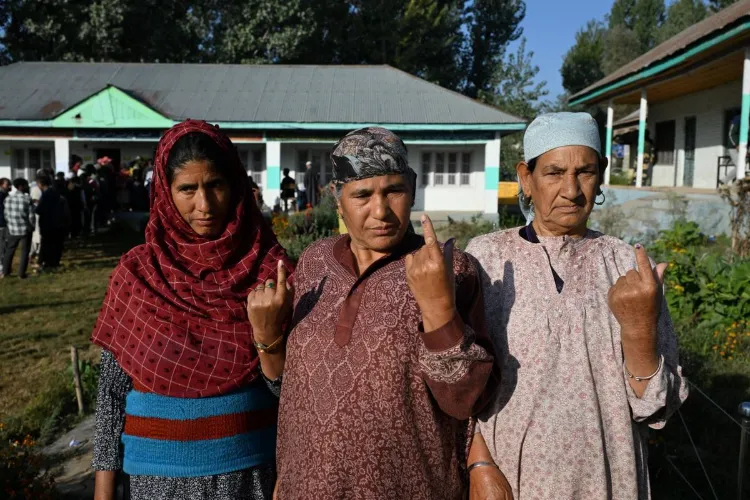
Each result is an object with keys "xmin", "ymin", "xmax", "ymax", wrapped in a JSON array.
[{"xmin": 92, "ymin": 120, "xmax": 293, "ymax": 398}]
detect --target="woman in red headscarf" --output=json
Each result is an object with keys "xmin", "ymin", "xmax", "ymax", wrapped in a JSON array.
[{"xmin": 91, "ymin": 121, "xmax": 294, "ymax": 500}]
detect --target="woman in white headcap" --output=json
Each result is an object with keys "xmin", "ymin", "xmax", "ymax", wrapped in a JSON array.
[{"xmin": 464, "ymin": 112, "xmax": 688, "ymax": 500}]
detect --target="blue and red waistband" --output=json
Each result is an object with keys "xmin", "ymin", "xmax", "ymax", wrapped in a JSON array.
[{"xmin": 122, "ymin": 382, "xmax": 277, "ymax": 477}]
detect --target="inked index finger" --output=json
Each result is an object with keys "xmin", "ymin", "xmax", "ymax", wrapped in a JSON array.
[
  {"xmin": 276, "ymin": 260, "xmax": 288, "ymax": 294},
  {"xmin": 634, "ymin": 244, "xmax": 654, "ymax": 282},
  {"xmin": 421, "ymin": 214, "xmax": 439, "ymax": 247}
]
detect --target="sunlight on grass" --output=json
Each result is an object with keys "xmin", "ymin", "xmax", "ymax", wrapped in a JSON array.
[{"xmin": 0, "ymin": 228, "xmax": 143, "ymax": 419}]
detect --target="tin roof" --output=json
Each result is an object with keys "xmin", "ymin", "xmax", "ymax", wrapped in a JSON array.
[
  {"xmin": 0, "ymin": 63, "xmax": 523, "ymax": 126},
  {"xmin": 570, "ymin": 0, "xmax": 750, "ymax": 105}
]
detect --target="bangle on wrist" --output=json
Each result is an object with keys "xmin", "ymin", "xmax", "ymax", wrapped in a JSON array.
[
  {"xmin": 254, "ymin": 334, "xmax": 284, "ymax": 354},
  {"xmin": 624, "ymin": 355, "xmax": 663, "ymax": 382},
  {"xmin": 468, "ymin": 461, "xmax": 499, "ymax": 473}
]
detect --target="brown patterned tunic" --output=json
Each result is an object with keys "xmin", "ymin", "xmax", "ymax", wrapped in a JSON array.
[
  {"xmin": 466, "ymin": 228, "xmax": 689, "ymax": 500},
  {"xmin": 276, "ymin": 233, "xmax": 499, "ymax": 499}
]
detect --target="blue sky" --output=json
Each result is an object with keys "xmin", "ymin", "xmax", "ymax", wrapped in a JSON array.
[{"xmin": 514, "ymin": 0, "xmax": 616, "ymax": 100}]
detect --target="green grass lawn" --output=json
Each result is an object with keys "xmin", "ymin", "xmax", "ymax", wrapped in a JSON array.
[{"xmin": 0, "ymin": 227, "xmax": 143, "ymax": 423}]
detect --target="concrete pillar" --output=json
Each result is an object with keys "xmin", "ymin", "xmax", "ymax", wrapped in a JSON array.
[
  {"xmin": 484, "ymin": 134, "xmax": 501, "ymax": 214},
  {"xmin": 54, "ymin": 138, "xmax": 69, "ymax": 174},
  {"xmin": 265, "ymin": 141, "xmax": 281, "ymax": 208},
  {"xmin": 605, "ymin": 100, "xmax": 614, "ymax": 185},
  {"xmin": 738, "ymin": 47, "xmax": 750, "ymax": 181},
  {"xmin": 636, "ymin": 89, "xmax": 648, "ymax": 188}
]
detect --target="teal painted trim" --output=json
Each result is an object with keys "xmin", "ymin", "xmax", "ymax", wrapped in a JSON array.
[
  {"xmin": 570, "ymin": 21, "xmax": 750, "ymax": 106},
  {"xmin": 0, "ymin": 119, "xmax": 178, "ymax": 129},
  {"xmin": 637, "ymin": 119, "xmax": 647, "ymax": 160},
  {"xmin": 267, "ymin": 166, "xmax": 280, "ymax": 190},
  {"xmin": 484, "ymin": 166, "xmax": 500, "ymax": 190},
  {"xmin": 605, "ymin": 125, "xmax": 613, "ymax": 160},
  {"xmin": 740, "ymin": 93, "xmax": 750, "ymax": 148},
  {"xmin": 213, "ymin": 122, "xmax": 526, "ymax": 132},
  {"xmin": 0, "ymin": 120, "xmax": 525, "ymax": 132}
]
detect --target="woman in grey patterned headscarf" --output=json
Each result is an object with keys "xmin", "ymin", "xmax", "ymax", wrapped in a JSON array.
[
  {"xmin": 274, "ymin": 126, "xmax": 498, "ymax": 500},
  {"xmin": 330, "ymin": 126, "xmax": 417, "ymax": 200}
]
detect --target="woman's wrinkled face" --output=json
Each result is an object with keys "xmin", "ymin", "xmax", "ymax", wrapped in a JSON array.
[
  {"xmin": 518, "ymin": 145, "xmax": 606, "ymax": 236},
  {"xmin": 170, "ymin": 160, "xmax": 232, "ymax": 238},
  {"xmin": 337, "ymin": 174, "xmax": 412, "ymax": 253}
]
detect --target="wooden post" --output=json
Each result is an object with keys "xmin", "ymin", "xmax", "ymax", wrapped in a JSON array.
[{"xmin": 70, "ymin": 346, "xmax": 84, "ymax": 415}]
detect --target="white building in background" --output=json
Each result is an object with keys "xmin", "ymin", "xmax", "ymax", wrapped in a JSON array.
[
  {"xmin": 570, "ymin": 0, "xmax": 750, "ymax": 189},
  {"xmin": 0, "ymin": 63, "xmax": 524, "ymax": 214}
]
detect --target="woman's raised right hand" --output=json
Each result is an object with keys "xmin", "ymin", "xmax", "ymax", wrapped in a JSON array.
[{"xmin": 246, "ymin": 260, "xmax": 293, "ymax": 344}]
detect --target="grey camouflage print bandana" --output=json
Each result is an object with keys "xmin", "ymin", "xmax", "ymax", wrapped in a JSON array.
[{"xmin": 330, "ymin": 127, "xmax": 417, "ymax": 196}]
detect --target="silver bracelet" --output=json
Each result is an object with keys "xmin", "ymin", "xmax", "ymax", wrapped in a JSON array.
[
  {"xmin": 468, "ymin": 461, "xmax": 499, "ymax": 473},
  {"xmin": 624, "ymin": 355, "xmax": 663, "ymax": 382}
]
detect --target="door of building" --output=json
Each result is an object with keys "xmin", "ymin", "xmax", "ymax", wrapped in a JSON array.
[{"xmin": 683, "ymin": 117, "xmax": 696, "ymax": 187}]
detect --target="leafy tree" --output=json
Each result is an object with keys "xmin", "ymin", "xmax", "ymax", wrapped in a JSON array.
[
  {"xmin": 632, "ymin": 0, "xmax": 665, "ymax": 53},
  {"xmin": 658, "ymin": 0, "xmax": 708, "ymax": 43},
  {"xmin": 607, "ymin": 0, "xmax": 665, "ymax": 56},
  {"xmin": 477, "ymin": 38, "xmax": 548, "ymax": 173},
  {"xmin": 0, "ymin": 0, "xmax": 90, "ymax": 62},
  {"xmin": 708, "ymin": 0, "xmax": 740, "ymax": 12},
  {"xmin": 479, "ymin": 38, "xmax": 547, "ymax": 119},
  {"xmin": 210, "ymin": 0, "xmax": 315, "ymax": 63},
  {"xmin": 461, "ymin": 0, "xmax": 525, "ymax": 98},
  {"xmin": 561, "ymin": 20, "xmax": 606, "ymax": 95},
  {"xmin": 602, "ymin": 24, "xmax": 642, "ymax": 75}
]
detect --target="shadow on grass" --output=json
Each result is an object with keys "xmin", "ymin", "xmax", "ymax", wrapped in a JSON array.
[
  {"xmin": 649, "ymin": 350, "xmax": 750, "ymax": 499},
  {"xmin": 63, "ymin": 224, "xmax": 145, "ymax": 271},
  {"xmin": 0, "ymin": 300, "xmax": 91, "ymax": 316}
]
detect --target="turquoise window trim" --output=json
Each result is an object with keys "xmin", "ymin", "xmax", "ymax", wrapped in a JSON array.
[
  {"xmin": 484, "ymin": 166, "xmax": 500, "ymax": 190},
  {"xmin": 266, "ymin": 166, "xmax": 281, "ymax": 190},
  {"xmin": 740, "ymin": 93, "xmax": 750, "ymax": 147},
  {"xmin": 570, "ymin": 21, "xmax": 750, "ymax": 106}
]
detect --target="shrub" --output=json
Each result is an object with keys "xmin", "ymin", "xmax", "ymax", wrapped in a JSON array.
[
  {"xmin": 274, "ymin": 192, "xmax": 340, "ymax": 261},
  {"xmin": 0, "ymin": 429, "xmax": 58, "ymax": 499}
]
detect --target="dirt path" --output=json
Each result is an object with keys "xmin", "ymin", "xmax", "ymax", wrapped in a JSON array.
[{"xmin": 43, "ymin": 416, "xmax": 95, "ymax": 499}]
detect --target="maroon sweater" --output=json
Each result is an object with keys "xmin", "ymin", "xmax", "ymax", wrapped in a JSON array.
[{"xmin": 277, "ymin": 234, "xmax": 499, "ymax": 499}]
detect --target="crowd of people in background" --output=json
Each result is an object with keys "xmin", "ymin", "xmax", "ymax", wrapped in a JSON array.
[
  {"xmin": 0, "ymin": 155, "xmax": 153, "ymax": 279},
  {"xmin": 0, "ymin": 151, "xmax": 329, "ymax": 279}
]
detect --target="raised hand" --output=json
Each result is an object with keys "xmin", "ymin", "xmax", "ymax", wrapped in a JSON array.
[
  {"xmin": 607, "ymin": 244, "xmax": 668, "ymax": 341},
  {"xmin": 246, "ymin": 260, "xmax": 294, "ymax": 345},
  {"xmin": 405, "ymin": 214, "xmax": 456, "ymax": 332}
]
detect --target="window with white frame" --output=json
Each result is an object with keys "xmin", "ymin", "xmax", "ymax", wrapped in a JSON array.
[
  {"xmin": 12, "ymin": 147, "xmax": 53, "ymax": 181},
  {"xmin": 421, "ymin": 151, "xmax": 472, "ymax": 187},
  {"xmin": 421, "ymin": 153, "xmax": 430, "ymax": 186},
  {"xmin": 248, "ymin": 149, "xmax": 265, "ymax": 185}
]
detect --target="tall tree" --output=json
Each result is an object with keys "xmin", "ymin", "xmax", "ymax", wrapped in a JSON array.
[
  {"xmin": 708, "ymin": 0, "xmax": 740, "ymax": 12},
  {"xmin": 602, "ymin": 24, "xmax": 642, "ymax": 75},
  {"xmin": 0, "ymin": 0, "xmax": 90, "ymax": 62},
  {"xmin": 632, "ymin": 0, "xmax": 665, "ymax": 53},
  {"xmin": 561, "ymin": 20, "xmax": 606, "ymax": 95},
  {"xmin": 461, "ymin": 0, "xmax": 525, "ymax": 98},
  {"xmin": 658, "ymin": 0, "xmax": 708, "ymax": 43},
  {"xmin": 211, "ymin": 0, "xmax": 316, "ymax": 63},
  {"xmin": 478, "ymin": 38, "xmax": 548, "ymax": 172}
]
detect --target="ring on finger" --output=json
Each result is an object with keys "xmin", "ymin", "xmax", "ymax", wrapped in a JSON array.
[{"xmin": 266, "ymin": 281, "xmax": 276, "ymax": 289}]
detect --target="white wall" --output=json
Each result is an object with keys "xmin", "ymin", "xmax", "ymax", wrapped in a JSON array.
[
  {"xmin": 647, "ymin": 80, "xmax": 742, "ymax": 188},
  {"xmin": 409, "ymin": 144, "xmax": 486, "ymax": 212},
  {"xmin": 0, "ymin": 143, "xmax": 12, "ymax": 179}
]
